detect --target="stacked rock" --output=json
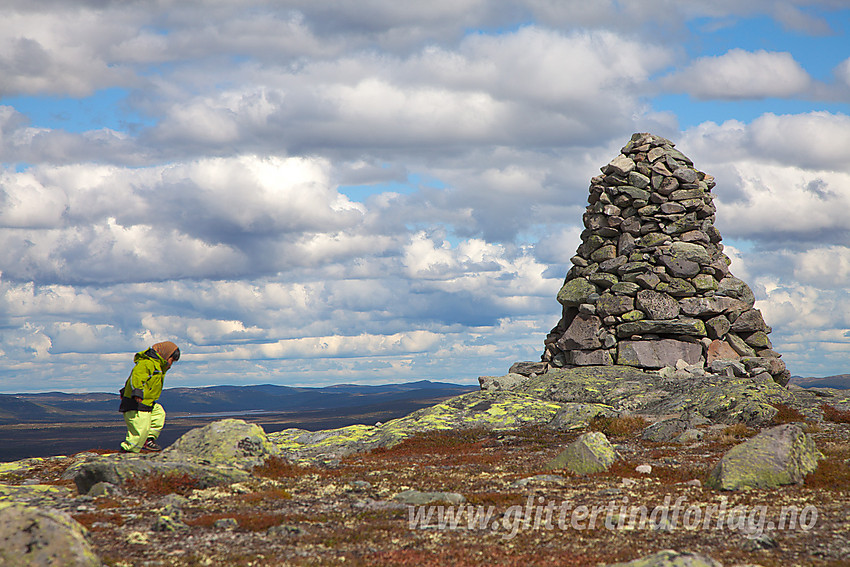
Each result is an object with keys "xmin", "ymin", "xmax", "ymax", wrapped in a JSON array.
[{"xmin": 542, "ymin": 132, "xmax": 789, "ymax": 386}]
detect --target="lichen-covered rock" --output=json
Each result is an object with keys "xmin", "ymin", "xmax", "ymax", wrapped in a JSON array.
[
  {"xmin": 392, "ymin": 490, "xmax": 465, "ymax": 506},
  {"xmin": 604, "ymin": 549, "xmax": 721, "ymax": 567},
  {"xmin": 546, "ymin": 402, "xmax": 616, "ymax": 430},
  {"xmin": 269, "ymin": 390, "xmax": 565, "ymax": 462},
  {"xmin": 544, "ymin": 431, "xmax": 616, "ymax": 474},
  {"xmin": 707, "ymin": 424, "xmax": 824, "ymax": 490},
  {"xmin": 62, "ymin": 452, "xmax": 251, "ymax": 495},
  {"xmin": 515, "ymin": 365, "xmax": 793, "ymax": 425},
  {"xmin": 478, "ymin": 373, "xmax": 528, "ymax": 391},
  {"xmin": 164, "ymin": 418, "xmax": 280, "ymax": 467},
  {"xmin": 0, "ymin": 503, "xmax": 101, "ymax": 566}
]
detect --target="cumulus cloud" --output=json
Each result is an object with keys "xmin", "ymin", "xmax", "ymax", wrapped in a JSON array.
[
  {"xmin": 664, "ymin": 49, "xmax": 811, "ymax": 100},
  {"xmin": 3, "ymin": 0, "xmax": 850, "ymax": 392}
]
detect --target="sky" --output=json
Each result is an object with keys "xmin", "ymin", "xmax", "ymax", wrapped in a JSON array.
[{"xmin": 2, "ymin": 1, "xmax": 850, "ymax": 394}]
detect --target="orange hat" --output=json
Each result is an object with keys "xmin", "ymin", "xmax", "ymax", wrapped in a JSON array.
[{"xmin": 152, "ymin": 341, "xmax": 180, "ymax": 361}]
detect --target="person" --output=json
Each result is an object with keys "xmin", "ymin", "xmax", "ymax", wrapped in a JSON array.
[{"xmin": 119, "ymin": 341, "xmax": 180, "ymax": 453}]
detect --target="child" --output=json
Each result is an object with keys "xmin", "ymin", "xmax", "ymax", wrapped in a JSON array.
[{"xmin": 119, "ymin": 341, "xmax": 180, "ymax": 453}]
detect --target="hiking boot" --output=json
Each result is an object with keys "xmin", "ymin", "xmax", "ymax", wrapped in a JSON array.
[{"xmin": 143, "ymin": 438, "xmax": 162, "ymax": 452}]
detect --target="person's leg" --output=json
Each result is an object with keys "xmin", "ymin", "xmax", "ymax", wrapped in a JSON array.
[
  {"xmin": 147, "ymin": 404, "xmax": 166, "ymax": 441},
  {"xmin": 121, "ymin": 410, "xmax": 152, "ymax": 453}
]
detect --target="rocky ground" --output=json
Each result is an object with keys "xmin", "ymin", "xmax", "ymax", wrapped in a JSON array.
[{"xmin": 1, "ymin": 371, "xmax": 849, "ymax": 566}]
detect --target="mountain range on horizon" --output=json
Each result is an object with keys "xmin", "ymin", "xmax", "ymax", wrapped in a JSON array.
[
  {"xmin": 788, "ymin": 374, "xmax": 850, "ymax": 390},
  {"xmin": 0, "ymin": 380, "xmax": 478, "ymax": 426},
  {"xmin": 0, "ymin": 374, "xmax": 847, "ymax": 426}
]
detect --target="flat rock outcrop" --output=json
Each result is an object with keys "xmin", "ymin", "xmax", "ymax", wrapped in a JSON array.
[{"xmin": 542, "ymin": 133, "xmax": 789, "ymax": 386}]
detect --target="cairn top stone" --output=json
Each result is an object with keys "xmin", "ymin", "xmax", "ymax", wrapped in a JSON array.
[{"xmin": 542, "ymin": 132, "xmax": 789, "ymax": 386}]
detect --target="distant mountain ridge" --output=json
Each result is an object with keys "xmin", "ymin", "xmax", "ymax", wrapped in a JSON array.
[
  {"xmin": 0, "ymin": 380, "xmax": 477, "ymax": 425},
  {"xmin": 789, "ymin": 374, "xmax": 850, "ymax": 390}
]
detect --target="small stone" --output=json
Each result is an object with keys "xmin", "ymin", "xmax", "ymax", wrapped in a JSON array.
[
  {"xmin": 557, "ymin": 278, "xmax": 598, "ymax": 307},
  {"xmin": 635, "ymin": 464, "xmax": 652, "ymax": 474},
  {"xmin": 636, "ymin": 289, "xmax": 680, "ymax": 320},
  {"xmin": 596, "ymin": 295, "xmax": 635, "ymax": 317},
  {"xmin": 606, "ymin": 154, "xmax": 636, "ymax": 176}
]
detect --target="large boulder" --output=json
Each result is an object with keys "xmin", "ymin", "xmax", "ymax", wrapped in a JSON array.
[
  {"xmin": 0, "ymin": 504, "xmax": 101, "ymax": 567},
  {"xmin": 544, "ymin": 431, "xmax": 616, "ymax": 474},
  {"xmin": 707, "ymin": 424, "xmax": 824, "ymax": 490},
  {"xmin": 164, "ymin": 418, "xmax": 280, "ymax": 467}
]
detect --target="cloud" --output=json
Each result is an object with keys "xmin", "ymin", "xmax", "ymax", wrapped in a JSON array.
[
  {"xmin": 664, "ymin": 49, "xmax": 811, "ymax": 100},
  {"xmin": 4, "ymin": 1, "xmax": 850, "ymax": 393}
]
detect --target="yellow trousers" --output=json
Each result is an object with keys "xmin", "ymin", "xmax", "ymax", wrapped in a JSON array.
[{"xmin": 121, "ymin": 404, "xmax": 166, "ymax": 453}]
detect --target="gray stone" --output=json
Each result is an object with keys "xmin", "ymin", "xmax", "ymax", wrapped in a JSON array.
[
  {"xmin": 669, "ymin": 241, "xmax": 712, "ymax": 264},
  {"xmin": 599, "ymin": 256, "xmax": 627, "ymax": 273},
  {"xmin": 393, "ymin": 490, "xmax": 465, "ymax": 506},
  {"xmin": 591, "ymin": 244, "xmax": 618, "ymax": 263},
  {"xmin": 726, "ymin": 332, "xmax": 756, "ymax": 357},
  {"xmin": 618, "ymin": 232, "xmax": 636, "ymax": 255},
  {"xmin": 704, "ymin": 314, "xmax": 731, "ymax": 339},
  {"xmin": 610, "ymin": 281, "xmax": 640, "ymax": 295},
  {"xmin": 628, "ymin": 171, "xmax": 650, "ymax": 189},
  {"xmin": 635, "ymin": 290, "xmax": 679, "ymax": 320},
  {"xmin": 557, "ymin": 278, "xmax": 598, "ymax": 307},
  {"xmin": 558, "ymin": 314, "xmax": 603, "ymax": 350},
  {"xmin": 0, "ymin": 505, "xmax": 101, "ymax": 567},
  {"xmin": 544, "ymin": 431, "xmax": 616, "ymax": 474},
  {"xmin": 616, "ymin": 318, "xmax": 706, "ymax": 337},
  {"xmin": 617, "ymin": 339, "xmax": 703, "ymax": 368},
  {"xmin": 659, "ymin": 254, "xmax": 700, "ymax": 278},
  {"xmin": 657, "ymin": 176, "xmax": 679, "ymax": 195},
  {"xmin": 596, "ymin": 294, "xmax": 635, "ymax": 317},
  {"xmin": 692, "ymin": 273, "xmax": 718, "ymax": 292},
  {"xmin": 656, "ymin": 278, "xmax": 696, "ymax": 297},
  {"xmin": 641, "ymin": 418, "xmax": 689, "ymax": 442},
  {"xmin": 514, "ymin": 365, "xmax": 795, "ymax": 425},
  {"xmin": 679, "ymin": 296, "xmax": 746, "ymax": 317},
  {"xmin": 479, "ymin": 373, "xmax": 527, "ymax": 391},
  {"xmin": 589, "ymin": 272, "xmax": 619, "ymax": 288},
  {"xmin": 731, "ymin": 308, "xmax": 769, "ymax": 333},
  {"xmin": 165, "ymin": 418, "xmax": 280, "ymax": 467},
  {"xmin": 604, "ymin": 550, "xmax": 721, "ymax": 567},
  {"xmin": 716, "ymin": 277, "xmax": 756, "ymax": 307},
  {"xmin": 508, "ymin": 361, "xmax": 548, "ymax": 377},
  {"xmin": 606, "ymin": 154, "xmax": 636, "ymax": 176},
  {"xmin": 635, "ymin": 272, "xmax": 660, "ymax": 289},
  {"xmin": 64, "ymin": 452, "xmax": 252, "ymax": 495},
  {"xmin": 547, "ymin": 403, "xmax": 616, "ymax": 430},
  {"xmin": 659, "ymin": 202, "xmax": 685, "ymax": 214},
  {"xmin": 744, "ymin": 331, "xmax": 772, "ymax": 349},
  {"xmin": 707, "ymin": 424, "xmax": 824, "ymax": 490},
  {"xmin": 565, "ymin": 348, "xmax": 613, "ymax": 366}
]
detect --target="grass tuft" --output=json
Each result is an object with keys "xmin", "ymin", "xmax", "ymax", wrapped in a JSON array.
[
  {"xmin": 770, "ymin": 403, "xmax": 807, "ymax": 424},
  {"xmin": 821, "ymin": 403, "xmax": 850, "ymax": 424},
  {"xmin": 129, "ymin": 471, "xmax": 201, "ymax": 497},
  {"xmin": 588, "ymin": 415, "xmax": 650, "ymax": 438}
]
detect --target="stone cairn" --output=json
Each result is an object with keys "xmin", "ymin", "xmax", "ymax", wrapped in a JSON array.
[{"xmin": 539, "ymin": 132, "xmax": 789, "ymax": 386}]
